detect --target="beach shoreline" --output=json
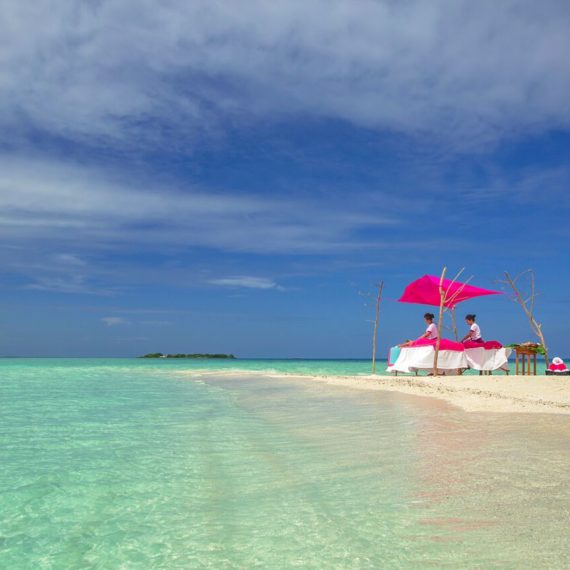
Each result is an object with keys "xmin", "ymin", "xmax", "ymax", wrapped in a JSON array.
[{"xmin": 186, "ymin": 369, "xmax": 570, "ymax": 415}]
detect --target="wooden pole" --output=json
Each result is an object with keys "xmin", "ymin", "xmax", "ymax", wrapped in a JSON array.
[
  {"xmin": 451, "ymin": 306, "xmax": 458, "ymax": 341},
  {"xmin": 371, "ymin": 281, "xmax": 384, "ymax": 374},
  {"xmin": 433, "ymin": 267, "xmax": 447, "ymax": 376}
]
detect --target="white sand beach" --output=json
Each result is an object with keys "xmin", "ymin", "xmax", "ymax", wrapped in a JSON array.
[
  {"xmin": 315, "ymin": 373, "xmax": 570, "ymax": 415},
  {"xmin": 190, "ymin": 370, "xmax": 570, "ymax": 415}
]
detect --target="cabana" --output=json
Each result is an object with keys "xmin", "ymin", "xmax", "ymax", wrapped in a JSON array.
[{"xmin": 387, "ymin": 274, "xmax": 511, "ymax": 375}]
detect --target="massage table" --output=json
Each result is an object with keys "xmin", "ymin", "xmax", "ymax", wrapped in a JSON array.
[
  {"xmin": 462, "ymin": 340, "xmax": 512, "ymax": 373},
  {"xmin": 387, "ymin": 339, "xmax": 511, "ymax": 375}
]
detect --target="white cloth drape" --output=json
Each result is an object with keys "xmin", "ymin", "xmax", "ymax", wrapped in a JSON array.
[
  {"xmin": 386, "ymin": 346, "xmax": 468, "ymax": 374},
  {"xmin": 464, "ymin": 347, "xmax": 511, "ymax": 371},
  {"xmin": 387, "ymin": 346, "xmax": 512, "ymax": 374}
]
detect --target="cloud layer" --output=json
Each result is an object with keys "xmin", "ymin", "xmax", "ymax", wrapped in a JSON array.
[
  {"xmin": 0, "ymin": 155, "xmax": 391, "ymax": 256},
  {"xmin": 102, "ymin": 316, "xmax": 128, "ymax": 326},
  {"xmin": 1, "ymin": 1, "xmax": 568, "ymax": 298},
  {"xmin": 2, "ymin": 1, "xmax": 570, "ymax": 148},
  {"xmin": 208, "ymin": 276, "xmax": 283, "ymax": 290}
]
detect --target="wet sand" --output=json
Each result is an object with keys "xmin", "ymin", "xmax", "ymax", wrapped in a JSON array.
[{"xmin": 188, "ymin": 370, "xmax": 570, "ymax": 415}]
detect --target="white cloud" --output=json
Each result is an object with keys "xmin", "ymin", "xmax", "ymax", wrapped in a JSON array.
[
  {"xmin": 101, "ymin": 316, "xmax": 128, "ymax": 326},
  {"xmin": 1, "ymin": 2, "xmax": 567, "ymax": 295},
  {"xmin": 26, "ymin": 274, "xmax": 113, "ymax": 295},
  {"xmin": 1, "ymin": 1, "xmax": 569, "ymax": 148},
  {"xmin": 0, "ymin": 155, "xmax": 393, "ymax": 255},
  {"xmin": 53, "ymin": 253, "xmax": 87, "ymax": 266},
  {"xmin": 26, "ymin": 276, "xmax": 84, "ymax": 293},
  {"xmin": 208, "ymin": 276, "xmax": 283, "ymax": 290}
]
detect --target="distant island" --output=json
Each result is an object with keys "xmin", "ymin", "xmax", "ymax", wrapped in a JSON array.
[{"xmin": 140, "ymin": 353, "xmax": 236, "ymax": 359}]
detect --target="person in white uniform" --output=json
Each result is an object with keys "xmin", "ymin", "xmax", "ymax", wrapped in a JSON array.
[
  {"xmin": 400, "ymin": 313, "xmax": 438, "ymax": 346},
  {"xmin": 461, "ymin": 314, "xmax": 483, "ymax": 343}
]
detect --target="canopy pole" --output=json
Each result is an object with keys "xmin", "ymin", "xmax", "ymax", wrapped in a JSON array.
[
  {"xmin": 371, "ymin": 281, "xmax": 384, "ymax": 374},
  {"xmin": 433, "ymin": 267, "xmax": 447, "ymax": 376},
  {"xmin": 451, "ymin": 306, "xmax": 458, "ymax": 341}
]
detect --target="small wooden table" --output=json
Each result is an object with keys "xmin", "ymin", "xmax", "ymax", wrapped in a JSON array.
[{"xmin": 514, "ymin": 347, "xmax": 537, "ymax": 375}]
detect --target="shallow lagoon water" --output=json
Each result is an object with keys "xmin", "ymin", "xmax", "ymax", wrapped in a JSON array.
[{"xmin": 1, "ymin": 359, "xmax": 568, "ymax": 568}]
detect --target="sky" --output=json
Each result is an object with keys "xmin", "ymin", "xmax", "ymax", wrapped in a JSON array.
[{"xmin": 1, "ymin": 0, "xmax": 569, "ymax": 358}]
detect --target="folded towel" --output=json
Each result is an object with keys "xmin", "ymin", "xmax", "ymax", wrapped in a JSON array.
[
  {"xmin": 409, "ymin": 338, "xmax": 465, "ymax": 352},
  {"xmin": 388, "ymin": 346, "xmax": 401, "ymax": 366},
  {"xmin": 464, "ymin": 340, "xmax": 503, "ymax": 349}
]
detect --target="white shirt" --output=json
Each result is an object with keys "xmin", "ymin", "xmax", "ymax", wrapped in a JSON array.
[
  {"xmin": 426, "ymin": 323, "xmax": 438, "ymax": 339},
  {"xmin": 470, "ymin": 323, "xmax": 481, "ymax": 340}
]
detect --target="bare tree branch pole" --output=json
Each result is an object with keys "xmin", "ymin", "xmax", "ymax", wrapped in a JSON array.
[
  {"xmin": 530, "ymin": 270, "xmax": 536, "ymax": 315},
  {"xmin": 446, "ymin": 267, "xmax": 465, "ymax": 294},
  {"xmin": 433, "ymin": 267, "xmax": 468, "ymax": 375},
  {"xmin": 450, "ymin": 307, "xmax": 459, "ymax": 341},
  {"xmin": 433, "ymin": 267, "xmax": 447, "ymax": 375},
  {"xmin": 444, "ymin": 276, "xmax": 472, "ymax": 342},
  {"xmin": 500, "ymin": 270, "xmax": 549, "ymax": 366},
  {"xmin": 358, "ymin": 281, "xmax": 384, "ymax": 374},
  {"xmin": 371, "ymin": 281, "xmax": 384, "ymax": 374},
  {"xmin": 444, "ymin": 276, "xmax": 472, "ymax": 308}
]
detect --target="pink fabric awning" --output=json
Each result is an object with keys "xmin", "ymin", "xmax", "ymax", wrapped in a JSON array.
[{"xmin": 398, "ymin": 274, "xmax": 501, "ymax": 308}]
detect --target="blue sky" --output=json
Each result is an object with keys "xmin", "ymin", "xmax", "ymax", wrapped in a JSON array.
[{"xmin": 1, "ymin": 0, "xmax": 569, "ymax": 357}]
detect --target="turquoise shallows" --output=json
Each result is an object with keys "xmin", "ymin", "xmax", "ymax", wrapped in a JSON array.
[{"xmin": 0, "ymin": 359, "xmax": 567, "ymax": 569}]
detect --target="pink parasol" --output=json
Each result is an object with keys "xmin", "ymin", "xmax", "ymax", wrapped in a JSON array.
[{"xmin": 398, "ymin": 274, "xmax": 501, "ymax": 309}]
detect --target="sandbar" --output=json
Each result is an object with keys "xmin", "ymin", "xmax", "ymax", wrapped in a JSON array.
[{"xmin": 187, "ymin": 370, "xmax": 570, "ymax": 415}]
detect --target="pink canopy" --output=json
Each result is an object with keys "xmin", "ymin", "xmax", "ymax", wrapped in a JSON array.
[{"xmin": 398, "ymin": 274, "xmax": 501, "ymax": 309}]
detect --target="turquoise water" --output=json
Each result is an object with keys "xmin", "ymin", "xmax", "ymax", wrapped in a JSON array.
[
  {"xmin": 1, "ymin": 359, "xmax": 568, "ymax": 568},
  {"xmin": 146, "ymin": 356, "xmax": 546, "ymax": 376},
  {"xmin": 152, "ymin": 356, "xmax": 547, "ymax": 376},
  {"xmin": 27, "ymin": 357, "xmax": 541, "ymax": 377}
]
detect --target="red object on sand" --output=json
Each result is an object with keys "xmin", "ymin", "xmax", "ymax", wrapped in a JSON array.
[
  {"xmin": 398, "ymin": 275, "xmax": 501, "ymax": 308},
  {"xmin": 548, "ymin": 357, "xmax": 568, "ymax": 372}
]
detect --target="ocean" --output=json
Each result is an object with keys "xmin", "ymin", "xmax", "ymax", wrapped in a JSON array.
[{"xmin": 1, "ymin": 358, "xmax": 568, "ymax": 568}]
